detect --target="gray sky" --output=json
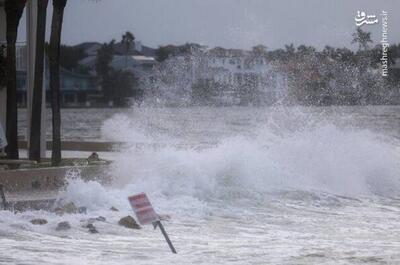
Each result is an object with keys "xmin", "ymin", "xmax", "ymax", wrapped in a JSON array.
[{"xmin": 18, "ymin": 0, "xmax": 400, "ymax": 50}]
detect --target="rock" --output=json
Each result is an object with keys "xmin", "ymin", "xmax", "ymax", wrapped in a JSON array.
[
  {"xmin": 54, "ymin": 207, "xmax": 63, "ymax": 215},
  {"xmin": 86, "ymin": 223, "xmax": 99, "ymax": 234},
  {"xmin": 62, "ymin": 202, "xmax": 78, "ymax": 214},
  {"xmin": 83, "ymin": 222, "xmax": 93, "ymax": 229},
  {"xmin": 84, "ymin": 223, "xmax": 94, "ymax": 228},
  {"xmin": 78, "ymin": 207, "xmax": 87, "ymax": 214},
  {"xmin": 56, "ymin": 221, "xmax": 71, "ymax": 231},
  {"xmin": 30, "ymin": 218, "xmax": 48, "ymax": 225},
  {"xmin": 88, "ymin": 152, "xmax": 99, "ymax": 162},
  {"xmin": 95, "ymin": 216, "xmax": 106, "ymax": 222},
  {"xmin": 110, "ymin": 206, "xmax": 119, "ymax": 212},
  {"xmin": 88, "ymin": 216, "xmax": 106, "ymax": 223},
  {"xmin": 118, "ymin": 216, "xmax": 141, "ymax": 229},
  {"xmin": 89, "ymin": 226, "xmax": 98, "ymax": 233}
]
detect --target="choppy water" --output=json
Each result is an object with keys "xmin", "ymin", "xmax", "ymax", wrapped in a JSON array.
[{"xmin": 4, "ymin": 106, "xmax": 400, "ymax": 264}]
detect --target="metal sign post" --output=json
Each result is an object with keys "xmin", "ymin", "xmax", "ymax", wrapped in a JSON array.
[
  {"xmin": 128, "ymin": 193, "xmax": 177, "ymax": 254},
  {"xmin": 154, "ymin": 220, "xmax": 177, "ymax": 254}
]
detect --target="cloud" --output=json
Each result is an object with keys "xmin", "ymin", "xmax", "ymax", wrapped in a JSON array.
[{"xmin": 17, "ymin": 0, "xmax": 400, "ymax": 49}]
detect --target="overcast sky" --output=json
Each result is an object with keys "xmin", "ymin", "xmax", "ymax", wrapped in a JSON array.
[{"xmin": 18, "ymin": 0, "xmax": 400, "ymax": 50}]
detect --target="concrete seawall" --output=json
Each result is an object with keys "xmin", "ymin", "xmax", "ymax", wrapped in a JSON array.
[
  {"xmin": 0, "ymin": 164, "xmax": 111, "ymax": 192},
  {"xmin": 0, "ymin": 164, "xmax": 111, "ymax": 211},
  {"xmin": 18, "ymin": 141, "xmax": 125, "ymax": 152}
]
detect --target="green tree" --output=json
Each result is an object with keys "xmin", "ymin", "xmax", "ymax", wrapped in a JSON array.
[
  {"xmin": 155, "ymin": 43, "xmax": 203, "ymax": 62},
  {"xmin": 49, "ymin": 0, "xmax": 67, "ymax": 166},
  {"xmin": 352, "ymin": 27, "xmax": 373, "ymax": 51},
  {"xmin": 122, "ymin": 31, "xmax": 135, "ymax": 66},
  {"xmin": 45, "ymin": 44, "xmax": 87, "ymax": 71},
  {"xmin": 297, "ymin": 45, "xmax": 316, "ymax": 56},
  {"xmin": 95, "ymin": 40, "xmax": 115, "ymax": 102},
  {"xmin": 155, "ymin": 45, "xmax": 178, "ymax": 62},
  {"xmin": 4, "ymin": 0, "xmax": 27, "ymax": 159},
  {"xmin": 122, "ymin": 31, "xmax": 135, "ymax": 52},
  {"xmin": 108, "ymin": 69, "xmax": 136, "ymax": 106},
  {"xmin": 284, "ymin": 44, "xmax": 296, "ymax": 55},
  {"xmin": 251, "ymin": 45, "xmax": 268, "ymax": 57}
]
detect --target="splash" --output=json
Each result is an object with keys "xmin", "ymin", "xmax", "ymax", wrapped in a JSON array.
[
  {"xmin": 109, "ymin": 124, "xmax": 400, "ymax": 198},
  {"xmin": 63, "ymin": 107, "xmax": 400, "ymax": 215}
]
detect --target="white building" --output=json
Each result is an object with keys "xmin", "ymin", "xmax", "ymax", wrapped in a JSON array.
[
  {"xmin": 202, "ymin": 49, "xmax": 288, "ymax": 104},
  {"xmin": 78, "ymin": 54, "xmax": 157, "ymax": 90},
  {"xmin": 151, "ymin": 48, "xmax": 288, "ymax": 106}
]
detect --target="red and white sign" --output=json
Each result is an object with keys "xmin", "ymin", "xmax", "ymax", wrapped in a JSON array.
[{"xmin": 128, "ymin": 193, "xmax": 159, "ymax": 225}]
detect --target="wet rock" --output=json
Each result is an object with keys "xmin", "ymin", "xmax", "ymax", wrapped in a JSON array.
[
  {"xmin": 87, "ymin": 216, "xmax": 106, "ymax": 223},
  {"xmin": 54, "ymin": 207, "xmax": 64, "ymax": 215},
  {"xmin": 110, "ymin": 206, "xmax": 119, "ymax": 212},
  {"xmin": 56, "ymin": 221, "xmax": 71, "ymax": 231},
  {"xmin": 62, "ymin": 202, "xmax": 78, "ymax": 214},
  {"xmin": 30, "ymin": 218, "xmax": 48, "ymax": 225},
  {"xmin": 118, "ymin": 216, "xmax": 141, "ymax": 229},
  {"xmin": 88, "ymin": 152, "xmax": 99, "ymax": 162},
  {"xmin": 82, "ymin": 222, "xmax": 93, "ymax": 228},
  {"xmin": 78, "ymin": 207, "xmax": 87, "ymax": 214},
  {"xmin": 89, "ymin": 226, "xmax": 98, "ymax": 234},
  {"xmin": 86, "ymin": 223, "xmax": 99, "ymax": 234},
  {"xmin": 95, "ymin": 216, "xmax": 106, "ymax": 222},
  {"xmin": 84, "ymin": 223, "xmax": 94, "ymax": 228}
]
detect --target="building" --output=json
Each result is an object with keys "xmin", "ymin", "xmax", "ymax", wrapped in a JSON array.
[
  {"xmin": 78, "ymin": 51, "xmax": 157, "ymax": 91},
  {"xmin": 203, "ymin": 48, "xmax": 288, "ymax": 104},
  {"xmin": 75, "ymin": 40, "xmax": 156, "ymax": 58},
  {"xmin": 15, "ymin": 46, "xmax": 99, "ymax": 107},
  {"xmin": 150, "ymin": 47, "xmax": 288, "ymax": 106},
  {"xmin": 16, "ymin": 68, "xmax": 98, "ymax": 107},
  {"xmin": 110, "ymin": 55, "xmax": 156, "ymax": 85}
]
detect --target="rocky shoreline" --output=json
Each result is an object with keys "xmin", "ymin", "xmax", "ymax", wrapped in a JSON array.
[{"xmin": 22, "ymin": 201, "xmax": 142, "ymax": 234}]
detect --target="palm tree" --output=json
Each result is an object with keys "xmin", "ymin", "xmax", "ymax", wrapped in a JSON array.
[
  {"xmin": 352, "ymin": 28, "xmax": 373, "ymax": 51},
  {"xmin": 4, "ymin": 0, "xmax": 27, "ymax": 159},
  {"xmin": 29, "ymin": 0, "xmax": 49, "ymax": 162},
  {"xmin": 0, "ymin": 46, "xmax": 6, "ymax": 88},
  {"xmin": 49, "ymin": 0, "xmax": 67, "ymax": 166},
  {"xmin": 284, "ymin": 44, "xmax": 295, "ymax": 55},
  {"xmin": 122, "ymin": 31, "xmax": 135, "ymax": 67}
]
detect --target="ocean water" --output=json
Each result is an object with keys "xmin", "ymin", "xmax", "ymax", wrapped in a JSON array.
[{"xmin": 3, "ymin": 106, "xmax": 400, "ymax": 264}]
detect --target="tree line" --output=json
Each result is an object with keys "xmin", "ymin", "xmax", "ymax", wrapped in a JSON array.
[
  {"xmin": 153, "ymin": 28, "xmax": 400, "ymax": 106},
  {"xmin": 43, "ymin": 32, "xmax": 139, "ymax": 107},
  {"xmin": 95, "ymin": 33, "xmax": 139, "ymax": 107}
]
